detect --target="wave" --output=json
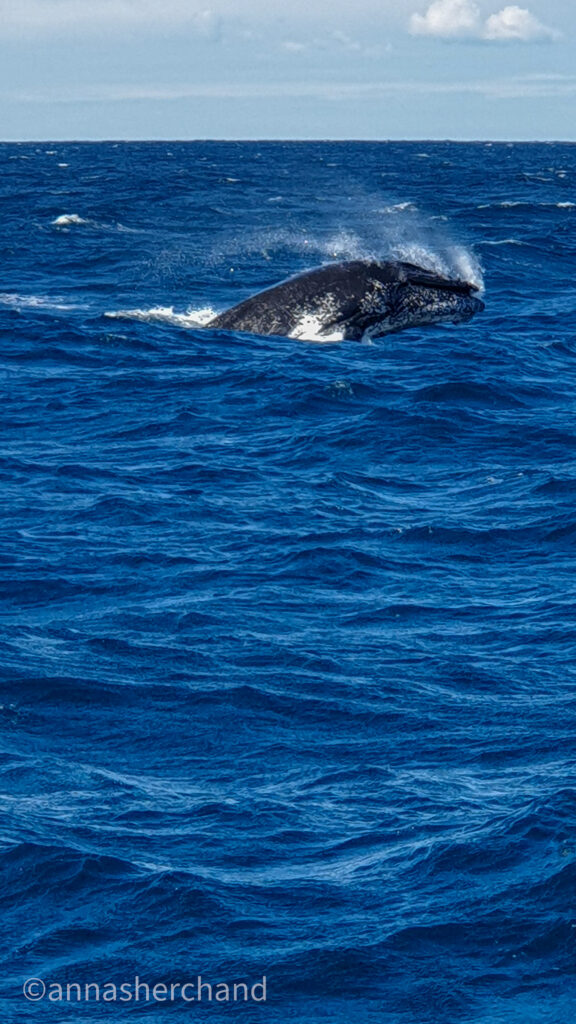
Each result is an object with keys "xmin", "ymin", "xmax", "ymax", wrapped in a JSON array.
[
  {"xmin": 51, "ymin": 212, "xmax": 141, "ymax": 233},
  {"xmin": 480, "ymin": 239, "xmax": 524, "ymax": 247},
  {"xmin": 52, "ymin": 213, "xmax": 88, "ymax": 227},
  {"xmin": 0, "ymin": 291, "xmax": 85, "ymax": 311},
  {"xmin": 380, "ymin": 202, "xmax": 418, "ymax": 214},
  {"xmin": 478, "ymin": 201, "xmax": 576, "ymax": 210},
  {"xmin": 105, "ymin": 306, "xmax": 218, "ymax": 328}
]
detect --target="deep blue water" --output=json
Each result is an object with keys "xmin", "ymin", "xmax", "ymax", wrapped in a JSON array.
[{"xmin": 1, "ymin": 141, "xmax": 576, "ymax": 1023}]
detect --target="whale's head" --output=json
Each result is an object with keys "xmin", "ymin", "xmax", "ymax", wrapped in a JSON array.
[{"xmin": 367, "ymin": 261, "xmax": 485, "ymax": 338}]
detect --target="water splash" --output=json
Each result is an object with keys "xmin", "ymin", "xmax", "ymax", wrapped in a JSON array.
[
  {"xmin": 209, "ymin": 202, "xmax": 484, "ymax": 292},
  {"xmin": 105, "ymin": 306, "xmax": 217, "ymax": 328}
]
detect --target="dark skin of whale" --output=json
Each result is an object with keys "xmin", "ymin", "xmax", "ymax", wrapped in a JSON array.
[{"xmin": 208, "ymin": 260, "xmax": 485, "ymax": 341}]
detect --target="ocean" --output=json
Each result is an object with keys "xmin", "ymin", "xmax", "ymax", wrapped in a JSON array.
[{"xmin": 1, "ymin": 140, "xmax": 575, "ymax": 1023}]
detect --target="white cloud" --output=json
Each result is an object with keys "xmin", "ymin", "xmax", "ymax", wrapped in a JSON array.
[
  {"xmin": 0, "ymin": 0, "xmax": 559, "ymax": 49},
  {"xmin": 281, "ymin": 30, "xmax": 367, "ymax": 55},
  {"xmin": 410, "ymin": 0, "xmax": 481, "ymax": 38},
  {"xmin": 282, "ymin": 40, "xmax": 307, "ymax": 52},
  {"xmin": 409, "ymin": 0, "xmax": 559, "ymax": 41},
  {"xmin": 484, "ymin": 5, "xmax": 557, "ymax": 40},
  {"xmin": 0, "ymin": 1, "xmax": 223, "ymax": 37},
  {"xmin": 332, "ymin": 30, "xmax": 363, "ymax": 51},
  {"xmin": 0, "ymin": 0, "xmax": 407, "ymax": 36},
  {"xmin": 193, "ymin": 9, "xmax": 222, "ymax": 41},
  {"xmin": 9, "ymin": 73, "xmax": 576, "ymax": 105}
]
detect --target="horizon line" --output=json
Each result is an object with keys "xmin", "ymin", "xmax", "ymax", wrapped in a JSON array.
[{"xmin": 1, "ymin": 137, "xmax": 576, "ymax": 144}]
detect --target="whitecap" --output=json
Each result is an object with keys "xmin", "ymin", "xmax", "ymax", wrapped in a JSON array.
[
  {"xmin": 105, "ymin": 306, "xmax": 218, "ymax": 328},
  {"xmin": 480, "ymin": 200, "xmax": 574, "ymax": 211},
  {"xmin": 52, "ymin": 213, "xmax": 88, "ymax": 227},
  {"xmin": 381, "ymin": 202, "xmax": 418, "ymax": 214},
  {"xmin": 52, "ymin": 213, "xmax": 140, "ymax": 233},
  {"xmin": 481, "ymin": 238, "xmax": 524, "ymax": 247},
  {"xmin": 0, "ymin": 292, "xmax": 83, "ymax": 311}
]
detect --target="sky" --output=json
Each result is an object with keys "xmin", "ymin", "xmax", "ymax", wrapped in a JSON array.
[{"xmin": 0, "ymin": 0, "xmax": 575, "ymax": 140}]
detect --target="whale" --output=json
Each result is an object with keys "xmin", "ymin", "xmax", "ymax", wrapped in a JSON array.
[{"xmin": 207, "ymin": 259, "xmax": 484, "ymax": 342}]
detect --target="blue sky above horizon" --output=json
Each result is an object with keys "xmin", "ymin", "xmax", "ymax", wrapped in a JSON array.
[{"xmin": 0, "ymin": 0, "xmax": 575, "ymax": 140}]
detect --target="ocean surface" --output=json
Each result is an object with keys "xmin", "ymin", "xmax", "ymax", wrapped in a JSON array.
[{"xmin": 1, "ymin": 140, "xmax": 575, "ymax": 1023}]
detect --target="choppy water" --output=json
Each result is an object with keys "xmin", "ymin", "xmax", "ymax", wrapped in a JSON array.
[{"xmin": 1, "ymin": 141, "xmax": 576, "ymax": 1023}]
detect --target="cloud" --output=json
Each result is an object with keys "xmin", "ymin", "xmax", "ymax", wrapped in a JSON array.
[
  {"xmin": 0, "ymin": 0, "xmax": 406, "ymax": 37},
  {"xmin": 332, "ymin": 30, "xmax": 363, "ymax": 51},
  {"xmin": 281, "ymin": 29, "xmax": 368, "ymax": 55},
  {"xmin": 409, "ymin": 0, "xmax": 559, "ymax": 41},
  {"xmin": 483, "ymin": 5, "xmax": 558, "ymax": 40},
  {"xmin": 0, "ymin": 1, "xmax": 224, "ymax": 38},
  {"xmin": 192, "ymin": 9, "xmax": 222, "ymax": 42},
  {"xmin": 410, "ymin": 0, "xmax": 481, "ymax": 37},
  {"xmin": 282, "ymin": 40, "xmax": 308, "ymax": 53},
  {"xmin": 10, "ymin": 73, "xmax": 576, "ymax": 105}
]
